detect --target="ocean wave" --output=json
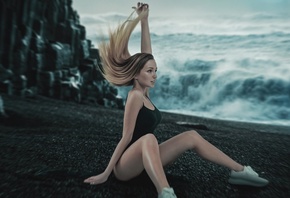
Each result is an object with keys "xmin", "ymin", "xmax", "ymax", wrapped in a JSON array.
[
  {"xmin": 82, "ymin": 11, "xmax": 290, "ymax": 39},
  {"xmin": 130, "ymin": 56, "xmax": 290, "ymax": 125},
  {"xmin": 83, "ymin": 12, "xmax": 290, "ymax": 126},
  {"xmin": 79, "ymin": 12, "xmax": 130, "ymax": 28},
  {"xmin": 80, "ymin": 15, "xmax": 106, "ymax": 25},
  {"xmin": 144, "ymin": 31, "xmax": 290, "ymax": 40},
  {"xmin": 243, "ymin": 12, "xmax": 290, "ymax": 21}
]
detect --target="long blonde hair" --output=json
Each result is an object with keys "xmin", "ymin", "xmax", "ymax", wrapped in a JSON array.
[{"xmin": 98, "ymin": 10, "xmax": 154, "ymax": 86}]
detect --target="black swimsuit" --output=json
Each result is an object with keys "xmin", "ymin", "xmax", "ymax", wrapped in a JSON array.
[{"xmin": 127, "ymin": 102, "xmax": 162, "ymax": 149}]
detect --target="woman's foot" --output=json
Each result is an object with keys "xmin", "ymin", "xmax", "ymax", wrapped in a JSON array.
[{"xmin": 228, "ymin": 166, "xmax": 269, "ymax": 187}]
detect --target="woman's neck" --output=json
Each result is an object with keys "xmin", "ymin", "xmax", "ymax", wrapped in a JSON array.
[{"xmin": 132, "ymin": 85, "xmax": 148, "ymax": 96}]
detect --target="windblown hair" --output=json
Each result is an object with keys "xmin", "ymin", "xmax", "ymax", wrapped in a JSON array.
[{"xmin": 98, "ymin": 10, "xmax": 154, "ymax": 86}]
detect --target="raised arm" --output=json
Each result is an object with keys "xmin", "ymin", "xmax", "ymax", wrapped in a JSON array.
[
  {"xmin": 136, "ymin": 3, "xmax": 152, "ymax": 54},
  {"xmin": 84, "ymin": 90, "xmax": 143, "ymax": 185}
]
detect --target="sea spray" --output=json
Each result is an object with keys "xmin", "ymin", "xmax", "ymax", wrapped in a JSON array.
[{"xmin": 81, "ymin": 12, "xmax": 290, "ymax": 126}]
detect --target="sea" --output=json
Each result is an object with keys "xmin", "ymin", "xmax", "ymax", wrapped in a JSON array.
[{"xmin": 80, "ymin": 11, "xmax": 290, "ymax": 126}]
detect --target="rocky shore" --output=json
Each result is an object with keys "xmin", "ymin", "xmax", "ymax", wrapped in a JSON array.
[
  {"xmin": 1, "ymin": 94, "xmax": 290, "ymax": 198},
  {"xmin": 1, "ymin": 1, "xmax": 290, "ymax": 197}
]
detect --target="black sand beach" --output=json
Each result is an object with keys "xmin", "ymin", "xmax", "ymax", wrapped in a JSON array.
[{"xmin": 1, "ymin": 94, "xmax": 290, "ymax": 198}]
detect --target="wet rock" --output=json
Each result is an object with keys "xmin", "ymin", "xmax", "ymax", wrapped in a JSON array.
[
  {"xmin": 0, "ymin": 0, "xmax": 123, "ymax": 109},
  {"xmin": 0, "ymin": 95, "xmax": 8, "ymax": 118}
]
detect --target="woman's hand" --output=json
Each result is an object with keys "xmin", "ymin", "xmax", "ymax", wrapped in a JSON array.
[
  {"xmin": 132, "ymin": 2, "xmax": 149, "ymax": 19},
  {"xmin": 83, "ymin": 172, "xmax": 109, "ymax": 185}
]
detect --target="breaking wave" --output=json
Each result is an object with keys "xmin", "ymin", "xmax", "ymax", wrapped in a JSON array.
[{"xmin": 81, "ymin": 11, "xmax": 290, "ymax": 126}]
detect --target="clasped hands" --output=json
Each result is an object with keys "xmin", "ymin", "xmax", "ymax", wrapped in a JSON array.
[{"xmin": 133, "ymin": 2, "xmax": 149, "ymax": 18}]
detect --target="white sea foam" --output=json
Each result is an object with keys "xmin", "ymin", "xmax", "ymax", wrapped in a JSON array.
[{"xmin": 80, "ymin": 12, "xmax": 290, "ymax": 127}]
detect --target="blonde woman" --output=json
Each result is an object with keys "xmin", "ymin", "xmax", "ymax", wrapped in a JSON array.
[{"xmin": 84, "ymin": 3, "xmax": 269, "ymax": 198}]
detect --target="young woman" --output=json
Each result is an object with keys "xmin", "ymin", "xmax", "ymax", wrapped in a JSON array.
[{"xmin": 84, "ymin": 3, "xmax": 269, "ymax": 198}]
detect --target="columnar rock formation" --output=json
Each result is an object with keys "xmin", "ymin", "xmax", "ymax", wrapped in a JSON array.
[{"xmin": 0, "ymin": 0, "xmax": 123, "ymax": 109}]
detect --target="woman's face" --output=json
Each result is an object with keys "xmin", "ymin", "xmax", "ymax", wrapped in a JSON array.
[{"xmin": 135, "ymin": 59, "xmax": 157, "ymax": 88}]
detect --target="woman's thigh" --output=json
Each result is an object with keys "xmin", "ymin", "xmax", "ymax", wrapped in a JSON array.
[
  {"xmin": 114, "ymin": 131, "xmax": 198, "ymax": 180},
  {"xmin": 159, "ymin": 130, "xmax": 198, "ymax": 166},
  {"xmin": 114, "ymin": 133, "xmax": 159, "ymax": 181}
]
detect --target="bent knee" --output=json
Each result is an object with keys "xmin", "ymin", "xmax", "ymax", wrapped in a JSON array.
[
  {"xmin": 142, "ymin": 133, "xmax": 158, "ymax": 140},
  {"xmin": 184, "ymin": 130, "xmax": 200, "ymax": 138},
  {"xmin": 183, "ymin": 130, "xmax": 202, "ymax": 148},
  {"xmin": 141, "ymin": 133, "xmax": 158, "ymax": 147}
]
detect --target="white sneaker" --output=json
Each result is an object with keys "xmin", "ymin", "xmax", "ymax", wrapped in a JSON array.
[
  {"xmin": 228, "ymin": 166, "xmax": 269, "ymax": 187},
  {"xmin": 158, "ymin": 187, "xmax": 177, "ymax": 198}
]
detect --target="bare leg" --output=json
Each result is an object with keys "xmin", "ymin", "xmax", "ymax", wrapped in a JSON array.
[
  {"xmin": 114, "ymin": 130, "xmax": 243, "ymax": 194},
  {"xmin": 159, "ymin": 130, "xmax": 244, "ymax": 172},
  {"xmin": 114, "ymin": 134, "xmax": 169, "ymax": 194}
]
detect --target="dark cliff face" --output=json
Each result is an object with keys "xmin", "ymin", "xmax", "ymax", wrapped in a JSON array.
[{"xmin": 0, "ymin": 0, "xmax": 123, "ymax": 109}]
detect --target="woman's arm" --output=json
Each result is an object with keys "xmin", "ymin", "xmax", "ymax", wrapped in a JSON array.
[
  {"xmin": 141, "ymin": 12, "xmax": 151, "ymax": 53},
  {"xmin": 136, "ymin": 3, "xmax": 152, "ymax": 54},
  {"xmin": 84, "ymin": 90, "xmax": 143, "ymax": 185},
  {"xmin": 103, "ymin": 90, "xmax": 143, "ymax": 174}
]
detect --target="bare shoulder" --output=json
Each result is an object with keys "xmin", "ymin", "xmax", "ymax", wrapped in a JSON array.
[
  {"xmin": 126, "ymin": 90, "xmax": 144, "ymax": 109},
  {"xmin": 128, "ymin": 89, "xmax": 143, "ymax": 99}
]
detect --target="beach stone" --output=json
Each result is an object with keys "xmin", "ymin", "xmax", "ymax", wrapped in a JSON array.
[{"xmin": 3, "ymin": 94, "xmax": 289, "ymax": 197}]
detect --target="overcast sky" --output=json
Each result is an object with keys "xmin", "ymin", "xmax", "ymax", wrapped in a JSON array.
[{"xmin": 73, "ymin": 0, "xmax": 290, "ymax": 17}]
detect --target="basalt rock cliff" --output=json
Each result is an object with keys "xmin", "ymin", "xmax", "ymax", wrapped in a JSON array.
[{"xmin": 0, "ymin": 0, "xmax": 123, "ymax": 111}]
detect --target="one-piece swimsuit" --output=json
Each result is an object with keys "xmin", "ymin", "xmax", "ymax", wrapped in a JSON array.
[{"xmin": 126, "ymin": 100, "xmax": 162, "ymax": 149}]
